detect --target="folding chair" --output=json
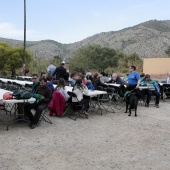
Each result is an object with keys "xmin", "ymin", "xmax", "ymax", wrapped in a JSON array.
[
  {"xmin": 37, "ymin": 108, "xmax": 52, "ymax": 127},
  {"xmin": 111, "ymin": 86, "xmax": 125, "ymax": 110},
  {"xmin": 98, "ymin": 87, "xmax": 115, "ymax": 114},
  {"xmin": 8, "ymin": 84, "xmax": 19, "ymax": 92},
  {"xmin": 162, "ymin": 84, "xmax": 170, "ymax": 101},
  {"xmin": 62, "ymin": 91, "xmax": 72, "ymax": 117},
  {"xmin": 67, "ymin": 91, "xmax": 88, "ymax": 121}
]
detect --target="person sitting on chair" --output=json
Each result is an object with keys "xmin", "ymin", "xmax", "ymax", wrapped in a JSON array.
[
  {"xmin": 55, "ymin": 78, "xmax": 70, "ymax": 101},
  {"xmin": 31, "ymin": 74, "xmax": 40, "ymax": 94},
  {"xmin": 140, "ymin": 74, "xmax": 160, "ymax": 108},
  {"xmin": 24, "ymin": 77, "xmax": 52, "ymax": 129},
  {"xmin": 70, "ymin": 71, "xmax": 78, "ymax": 87},
  {"xmin": 107, "ymin": 73, "xmax": 125, "ymax": 85},
  {"xmin": 140, "ymin": 73, "xmax": 151, "ymax": 107},
  {"xmin": 72, "ymin": 78, "xmax": 90, "ymax": 116},
  {"xmin": 46, "ymin": 75, "xmax": 54, "ymax": 93},
  {"xmin": 50, "ymin": 78, "xmax": 69, "ymax": 117}
]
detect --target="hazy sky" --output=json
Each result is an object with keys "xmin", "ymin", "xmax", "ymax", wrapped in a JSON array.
[{"xmin": 0, "ymin": 0, "xmax": 170, "ymax": 44}]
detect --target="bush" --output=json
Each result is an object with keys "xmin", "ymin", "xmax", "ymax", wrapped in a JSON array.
[
  {"xmin": 121, "ymin": 68, "xmax": 128, "ymax": 73},
  {"xmin": 104, "ymin": 67, "xmax": 115, "ymax": 74}
]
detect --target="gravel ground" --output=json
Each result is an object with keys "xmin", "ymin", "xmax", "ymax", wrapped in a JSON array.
[{"xmin": 0, "ymin": 100, "xmax": 170, "ymax": 170}]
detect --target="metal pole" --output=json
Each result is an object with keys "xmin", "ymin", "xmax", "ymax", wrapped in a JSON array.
[{"xmin": 23, "ymin": 0, "xmax": 26, "ymax": 76}]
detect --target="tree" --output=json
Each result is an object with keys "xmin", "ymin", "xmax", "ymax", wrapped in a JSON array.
[
  {"xmin": 0, "ymin": 42, "xmax": 9, "ymax": 69},
  {"xmin": 70, "ymin": 45, "xmax": 118, "ymax": 72},
  {"xmin": 127, "ymin": 53, "xmax": 143, "ymax": 71},
  {"xmin": 51, "ymin": 55, "xmax": 63, "ymax": 66},
  {"xmin": 165, "ymin": 46, "xmax": 170, "ymax": 56},
  {"xmin": 0, "ymin": 42, "xmax": 32, "ymax": 76}
]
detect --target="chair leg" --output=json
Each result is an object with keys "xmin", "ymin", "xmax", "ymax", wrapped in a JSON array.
[
  {"xmin": 68, "ymin": 106, "xmax": 87, "ymax": 121},
  {"xmin": 42, "ymin": 115, "xmax": 53, "ymax": 124},
  {"xmin": 62, "ymin": 104, "xmax": 71, "ymax": 118},
  {"xmin": 37, "ymin": 109, "xmax": 52, "ymax": 127}
]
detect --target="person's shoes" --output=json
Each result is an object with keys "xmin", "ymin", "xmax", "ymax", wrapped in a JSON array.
[
  {"xmin": 155, "ymin": 104, "xmax": 159, "ymax": 108},
  {"xmin": 30, "ymin": 124, "xmax": 37, "ymax": 129}
]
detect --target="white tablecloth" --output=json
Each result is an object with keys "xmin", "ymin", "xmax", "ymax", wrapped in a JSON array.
[
  {"xmin": 0, "ymin": 78, "xmax": 33, "ymax": 86},
  {"xmin": 54, "ymin": 85, "xmax": 106, "ymax": 96},
  {"xmin": 84, "ymin": 90, "xmax": 107, "ymax": 96},
  {"xmin": 3, "ymin": 97, "xmax": 36, "ymax": 104},
  {"xmin": 0, "ymin": 88, "xmax": 35, "ymax": 103}
]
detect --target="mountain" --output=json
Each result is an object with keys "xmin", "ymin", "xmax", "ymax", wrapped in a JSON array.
[{"xmin": 1, "ymin": 19, "xmax": 170, "ymax": 59}]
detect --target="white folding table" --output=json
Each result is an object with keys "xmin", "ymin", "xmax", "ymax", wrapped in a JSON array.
[{"xmin": 2, "ymin": 97, "xmax": 36, "ymax": 130}]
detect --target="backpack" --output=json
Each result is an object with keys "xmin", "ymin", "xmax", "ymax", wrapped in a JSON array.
[{"xmin": 13, "ymin": 89, "xmax": 32, "ymax": 100}]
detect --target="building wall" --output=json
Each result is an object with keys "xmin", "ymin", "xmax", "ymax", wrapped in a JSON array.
[{"xmin": 143, "ymin": 58, "xmax": 170, "ymax": 74}]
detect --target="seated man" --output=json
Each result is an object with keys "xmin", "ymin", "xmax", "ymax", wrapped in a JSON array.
[
  {"xmin": 107, "ymin": 73, "xmax": 125, "ymax": 85},
  {"xmin": 140, "ymin": 74, "xmax": 160, "ymax": 108},
  {"xmin": 31, "ymin": 74, "xmax": 40, "ymax": 94},
  {"xmin": 24, "ymin": 77, "xmax": 52, "ymax": 129}
]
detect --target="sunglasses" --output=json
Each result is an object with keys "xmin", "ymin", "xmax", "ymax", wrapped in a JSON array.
[{"xmin": 145, "ymin": 77, "xmax": 149, "ymax": 78}]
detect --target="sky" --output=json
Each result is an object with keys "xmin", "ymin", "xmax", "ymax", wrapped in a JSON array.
[{"xmin": 0, "ymin": 0, "xmax": 170, "ymax": 44}]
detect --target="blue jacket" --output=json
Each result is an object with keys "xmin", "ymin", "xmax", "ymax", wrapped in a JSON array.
[
  {"xmin": 140, "ymin": 79, "xmax": 160, "ymax": 92},
  {"xmin": 86, "ymin": 82, "xmax": 95, "ymax": 90}
]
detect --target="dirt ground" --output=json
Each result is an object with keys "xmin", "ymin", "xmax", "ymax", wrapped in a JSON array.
[{"xmin": 1, "ymin": 98, "xmax": 170, "ymax": 170}]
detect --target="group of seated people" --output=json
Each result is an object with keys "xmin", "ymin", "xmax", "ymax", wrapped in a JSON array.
[{"xmin": 23, "ymin": 68, "xmax": 170, "ymax": 129}]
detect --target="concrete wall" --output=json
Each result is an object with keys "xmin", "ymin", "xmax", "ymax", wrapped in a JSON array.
[{"xmin": 143, "ymin": 58, "xmax": 170, "ymax": 74}]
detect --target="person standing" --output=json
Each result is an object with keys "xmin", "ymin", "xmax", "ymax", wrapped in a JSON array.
[
  {"xmin": 52, "ymin": 61, "xmax": 67, "ymax": 80},
  {"xmin": 126, "ymin": 65, "xmax": 140, "ymax": 91},
  {"xmin": 47, "ymin": 63, "xmax": 56, "ymax": 76}
]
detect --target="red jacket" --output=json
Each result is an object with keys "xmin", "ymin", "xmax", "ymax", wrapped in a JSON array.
[{"xmin": 49, "ymin": 91, "xmax": 66, "ymax": 116}]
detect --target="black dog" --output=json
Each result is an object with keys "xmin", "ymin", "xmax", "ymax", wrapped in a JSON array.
[{"xmin": 125, "ymin": 93, "xmax": 138, "ymax": 117}]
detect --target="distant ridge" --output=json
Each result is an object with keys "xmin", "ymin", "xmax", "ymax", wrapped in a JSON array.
[{"xmin": 1, "ymin": 19, "xmax": 170, "ymax": 59}]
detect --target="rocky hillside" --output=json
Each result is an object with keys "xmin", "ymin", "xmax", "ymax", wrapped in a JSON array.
[{"xmin": 1, "ymin": 19, "xmax": 170, "ymax": 59}]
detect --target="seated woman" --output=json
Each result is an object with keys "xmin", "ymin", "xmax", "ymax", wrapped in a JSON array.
[
  {"xmin": 70, "ymin": 71, "xmax": 78, "ymax": 87},
  {"xmin": 56, "ymin": 78, "xmax": 70, "ymax": 101},
  {"xmin": 78, "ymin": 74, "xmax": 87, "ymax": 85},
  {"xmin": 93, "ymin": 72, "xmax": 108, "ymax": 90},
  {"xmin": 72, "ymin": 78, "xmax": 90, "ymax": 115},
  {"xmin": 49, "ymin": 78, "xmax": 70, "ymax": 116}
]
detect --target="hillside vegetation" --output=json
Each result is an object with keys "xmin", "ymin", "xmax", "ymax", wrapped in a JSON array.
[{"xmin": 1, "ymin": 19, "xmax": 170, "ymax": 60}]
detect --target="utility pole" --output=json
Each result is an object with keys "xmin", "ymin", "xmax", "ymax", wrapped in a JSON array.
[{"xmin": 23, "ymin": 0, "xmax": 26, "ymax": 76}]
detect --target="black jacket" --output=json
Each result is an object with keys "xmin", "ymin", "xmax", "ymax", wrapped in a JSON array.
[
  {"xmin": 52, "ymin": 66, "xmax": 66, "ymax": 80},
  {"xmin": 107, "ymin": 76, "xmax": 125, "ymax": 85}
]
